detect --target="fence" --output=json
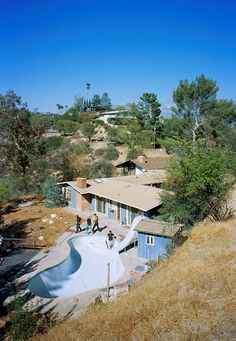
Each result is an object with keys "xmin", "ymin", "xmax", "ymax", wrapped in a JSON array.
[{"xmin": 3, "ymin": 237, "xmax": 40, "ymax": 251}]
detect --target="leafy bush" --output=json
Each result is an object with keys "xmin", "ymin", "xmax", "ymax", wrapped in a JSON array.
[
  {"xmin": 0, "ymin": 178, "xmax": 11, "ymax": 204},
  {"xmin": 95, "ymin": 146, "xmax": 119, "ymax": 161},
  {"xmin": 80, "ymin": 122, "xmax": 96, "ymax": 141},
  {"xmin": 54, "ymin": 120, "xmax": 79, "ymax": 135},
  {"xmin": 42, "ymin": 177, "xmax": 65, "ymax": 208},
  {"xmin": 161, "ymin": 143, "xmax": 235, "ymax": 227},
  {"xmin": 127, "ymin": 147, "xmax": 144, "ymax": 160},
  {"xmin": 89, "ymin": 160, "xmax": 115, "ymax": 178},
  {"xmin": 44, "ymin": 136, "xmax": 64, "ymax": 152},
  {"xmin": 103, "ymin": 146, "xmax": 119, "ymax": 161},
  {"xmin": 94, "ymin": 148, "xmax": 105, "ymax": 157},
  {"xmin": 9, "ymin": 284, "xmax": 38, "ymax": 341},
  {"xmin": 71, "ymin": 141, "xmax": 92, "ymax": 155}
]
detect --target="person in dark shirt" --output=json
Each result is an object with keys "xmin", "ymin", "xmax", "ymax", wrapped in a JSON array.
[
  {"xmin": 107, "ymin": 230, "xmax": 116, "ymax": 249},
  {"xmin": 76, "ymin": 215, "xmax": 82, "ymax": 233},
  {"xmin": 86, "ymin": 217, "xmax": 93, "ymax": 235}
]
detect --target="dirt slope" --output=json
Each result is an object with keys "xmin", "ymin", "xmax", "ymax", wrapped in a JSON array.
[{"xmin": 35, "ymin": 219, "xmax": 236, "ymax": 341}]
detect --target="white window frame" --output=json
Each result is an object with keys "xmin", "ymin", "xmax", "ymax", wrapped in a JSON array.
[
  {"xmin": 66, "ymin": 188, "xmax": 72, "ymax": 202},
  {"xmin": 96, "ymin": 196, "xmax": 106, "ymax": 214},
  {"xmin": 146, "ymin": 235, "xmax": 155, "ymax": 246}
]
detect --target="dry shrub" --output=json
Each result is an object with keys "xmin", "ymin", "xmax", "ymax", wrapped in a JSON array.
[{"xmin": 34, "ymin": 219, "xmax": 236, "ymax": 340}]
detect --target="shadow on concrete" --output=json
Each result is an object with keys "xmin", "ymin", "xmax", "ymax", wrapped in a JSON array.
[
  {"xmin": 93, "ymin": 225, "xmax": 108, "ymax": 234},
  {"xmin": 0, "ymin": 250, "xmax": 39, "ymax": 318}
]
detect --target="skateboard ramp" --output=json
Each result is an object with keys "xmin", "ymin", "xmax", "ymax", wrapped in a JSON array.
[{"xmin": 112, "ymin": 215, "xmax": 147, "ymax": 253}]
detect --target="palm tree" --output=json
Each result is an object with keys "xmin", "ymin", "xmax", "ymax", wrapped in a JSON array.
[{"xmin": 86, "ymin": 83, "xmax": 91, "ymax": 110}]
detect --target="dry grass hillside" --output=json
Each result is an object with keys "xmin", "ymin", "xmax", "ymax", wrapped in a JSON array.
[
  {"xmin": 0, "ymin": 197, "xmax": 79, "ymax": 248},
  {"xmin": 35, "ymin": 219, "xmax": 236, "ymax": 341}
]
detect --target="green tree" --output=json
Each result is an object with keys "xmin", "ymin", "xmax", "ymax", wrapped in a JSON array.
[
  {"xmin": 30, "ymin": 113, "xmax": 52, "ymax": 132},
  {"xmin": 161, "ymin": 143, "xmax": 234, "ymax": 227},
  {"xmin": 74, "ymin": 96, "xmax": 85, "ymax": 112},
  {"xmin": 106, "ymin": 127, "xmax": 127, "ymax": 145},
  {"xmin": 0, "ymin": 90, "xmax": 43, "ymax": 193},
  {"xmin": 138, "ymin": 93, "xmax": 161, "ymax": 128},
  {"xmin": 56, "ymin": 103, "xmax": 64, "ymax": 114},
  {"xmin": 63, "ymin": 107, "xmax": 81, "ymax": 122},
  {"xmin": 172, "ymin": 74, "xmax": 218, "ymax": 144},
  {"xmin": 89, "ymin": 160, "xmax": 115, "ymax": 178},
  {"xmin": 127, "ymin": 102, "xmax": 141, "ymax": 120},
  {"xmin": 100, "ymin": 92, "xmax": 112, "ymax": 111},
  {"xmin": 43, "ymin": 177, "xmax": 65, "ymax": 208},
  {"xmin": 204, "ymin": 99, "xmax": 236, "ymax": 150},
  {"xmin": 91, "ymin": 94, "xmax": 101, "ymax": 110},
  {"xmin": 0, "ymin": 179, "xmax": 11, "ymax": 204},
  {"xmin": 80, "ymin": 122, "xmax": 95, "ymax": 141}
]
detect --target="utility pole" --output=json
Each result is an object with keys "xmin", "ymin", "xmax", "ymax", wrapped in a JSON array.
[{"xmin": 107, "ymin": 262, "xmax": 110, "ymax": 302}]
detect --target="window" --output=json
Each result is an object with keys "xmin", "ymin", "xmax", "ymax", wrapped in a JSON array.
[
  {"xmin": 146, "ymin": 235, "xmax": 154, "ymax": 246},
  {"xmin": 66, "ymin": 188, "xmax": 71, "ymax": 202},
  {"xmin": 97, "ymin": 196, "xmax": 106, "ymax": 214}
]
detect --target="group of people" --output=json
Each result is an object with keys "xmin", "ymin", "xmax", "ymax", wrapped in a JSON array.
[
  {"xmin": 76, "ymin": 213, "xmax": 100, "ymax": 235},
  {"xmin": 75, "ymin": 214, "xmax": 116, "ymax": 249}
]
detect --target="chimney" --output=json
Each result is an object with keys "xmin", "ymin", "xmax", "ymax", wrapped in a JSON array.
[
  {"xmin": 137, "ymin": 155, "xmax": 145, "ymax": 164},
  {"xmin": 76, "ymin": 177, "xmax": 87, "ymax": 188}
]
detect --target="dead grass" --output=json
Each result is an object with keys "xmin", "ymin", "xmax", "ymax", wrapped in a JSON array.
[
  {"xmin": 34, "ymin": 219, "xmax": 236, "ymax": 340},
  {"xmin": 0, "ymin": 197, "xmax": 80, "ymax": 248}
]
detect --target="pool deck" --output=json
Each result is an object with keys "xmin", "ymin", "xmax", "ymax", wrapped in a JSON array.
[{"xmin": 3, "ymin": 209, "xmax": 147, "ymax": 319}]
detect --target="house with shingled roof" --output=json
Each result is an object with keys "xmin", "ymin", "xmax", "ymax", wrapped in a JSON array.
[
  {"xmin": 115, "ymin": 155, "xmax": 172, "ymax": 176},
  {"xmin": 59, "ymin": 173, "xmax": 167, "ymax": 225}
]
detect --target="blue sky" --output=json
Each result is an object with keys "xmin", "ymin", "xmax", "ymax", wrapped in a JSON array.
[{"xmin": 1, "ymin": 0, "xmax": 236, "ymax": 112}]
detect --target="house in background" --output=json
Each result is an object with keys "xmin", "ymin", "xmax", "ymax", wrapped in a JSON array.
[
  {"xmin": 97, "ymin": 110, "xmax": 135, "ymax": 124},
  {"xmin": 60, "ymin": 174, "xmax": 166, "ymax": 225},
  {"xmin": 134, "ymin": 220, "xmax": 182, "ymax": 261},
  {"xmin": 116, "ymin": 155, "xmax": 172, "ymax": 176}
]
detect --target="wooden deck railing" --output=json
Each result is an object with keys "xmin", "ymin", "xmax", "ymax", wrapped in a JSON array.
[{"xmin": 3, "ymin": 237, "xmax": 40, "ymax": 251}]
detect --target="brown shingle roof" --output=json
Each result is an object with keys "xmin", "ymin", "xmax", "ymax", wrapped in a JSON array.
[
  {"xmin": 86, "ymin": 181, "xmax": 164, "ymax": 211},
  {"xmin": 86, "ymin": 170, "xmax": 166, "ymax": 186},
  {"xmin": 134, "ymin": 219, "xmax": 183, "ymax": 238},
  {"xmin": 115, "ymin": 156, "xmax": 172, "ymax": 170}
]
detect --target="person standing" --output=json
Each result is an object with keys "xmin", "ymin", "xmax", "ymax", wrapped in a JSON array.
[
  {"xmin": 86, "ymin": 217, "xmax": 93, "ymax": 235},
  {"xmin": 76, "ymin": 215, "xmax": 82, "ymax": 233},
  {"xmin": 92, "ymin": 213, "xmax": 100, "ymax": 233},
  {"xmin": 107, "ymin": 231, "xmax": 116, "ymax": 249}
]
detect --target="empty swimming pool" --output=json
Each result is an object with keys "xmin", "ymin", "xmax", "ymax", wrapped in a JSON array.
[{"xmin": 28, "ymin": 236, "xmax": 124, "ymax": 298}]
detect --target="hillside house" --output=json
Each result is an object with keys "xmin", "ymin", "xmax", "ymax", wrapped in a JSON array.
[
  {"xmin": 134, "ymin": 220, "xmax": 182, "ymax": 260},
  {"xmin": 97, "ymin": 110, "xmax": 135, "ymax": 124},
  {"xmin": 116, "ymin": 155, "xmax": 171, "ymax": 176},
  {"xmin": 60, "ymin": 175, "xmax": 165, "ymax": 225}
]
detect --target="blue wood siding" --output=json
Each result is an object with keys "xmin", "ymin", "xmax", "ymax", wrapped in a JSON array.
[
  {"xmin": 70, "ymin": 188, "xmax": 76, "ymax": 209},
  {"xmin": 137, "ymin": 233, "xmax": 172, "ymax": 261},
  {"xmin": 121, "ymin": 205, "xmax": 126, "ymax": 225},
  {"xmin": 108, "ymin": 206, "xmax": 117, "ymax": 219},
  {"xmin": 91, "ymin": 195, "xmax": 96, "ymax": 211}
]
